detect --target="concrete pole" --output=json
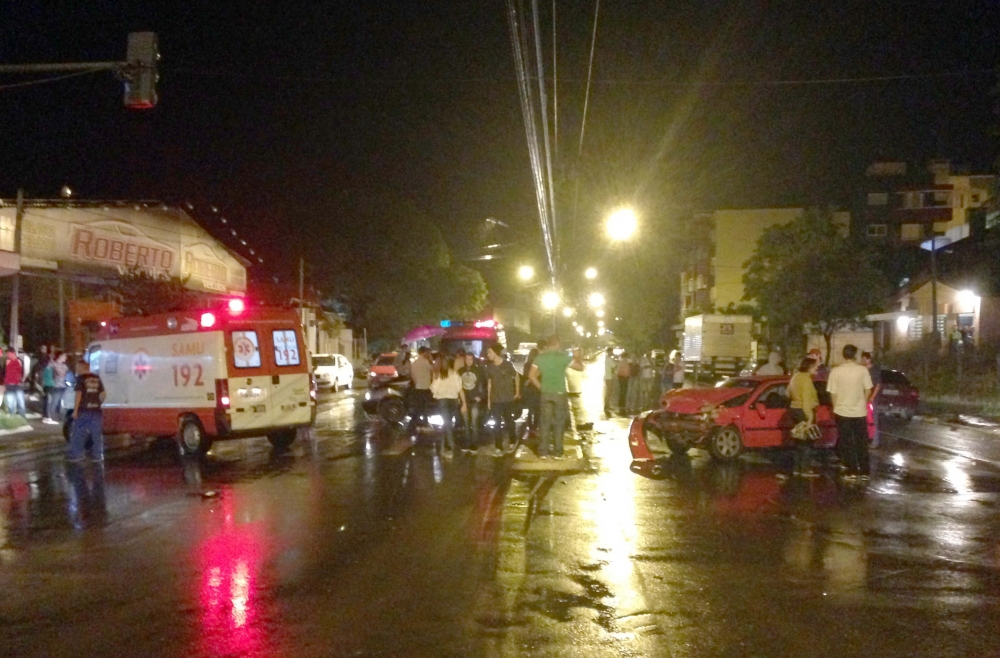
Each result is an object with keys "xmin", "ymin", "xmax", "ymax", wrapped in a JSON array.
[
  {"xmin": 58, "ymin": 278, "xmax": 66, "ymax": 349},
  {"xmin": 930, "ymin": 234, "xmax": 939, "ymax": 345},
  {"xmin": 9, "ymin": 189, "xmax": 24, "ymax": 351}
]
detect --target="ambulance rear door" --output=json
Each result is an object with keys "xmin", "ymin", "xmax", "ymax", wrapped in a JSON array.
[{"xmin": 266, "ymin": 325, "xmax": 312, "ymax": 427}]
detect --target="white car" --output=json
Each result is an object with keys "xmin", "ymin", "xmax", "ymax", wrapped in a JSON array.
[{"xmin": 313, "ymin": 353, "xmax": 354, "ymax": 392}]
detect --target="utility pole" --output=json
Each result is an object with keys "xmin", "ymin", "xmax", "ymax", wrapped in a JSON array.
[
  {"xmin": 9, "ymin": 190, "xmax": 24, "ymax": 351},
  {"xmin": 930, "ymin": 233, "xmax": 939, "ymax": 344},
  {"xmin": 298, "ymin": 256, "xmax": 306, "ymax": 328}
]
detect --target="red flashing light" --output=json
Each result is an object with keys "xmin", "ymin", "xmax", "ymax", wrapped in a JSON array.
[
  {"xmin": 474, "ymin": 319, "xmax": 496, "ymax": 329},
  {"xmin": 227, "ymin": 298, "xmax": 246, "ymax": 314},
  {"xmin": 200, "ymin": 312, "xmax": 217, "ymax": 328},
  {"xmin": 100, "ymin": 321, "xmax": 107, "ymax": 327}
]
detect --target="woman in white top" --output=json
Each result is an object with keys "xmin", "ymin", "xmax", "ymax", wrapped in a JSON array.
[{"xmin": 430, "ymin": 356, "xmax": 466, "ymax": 457}]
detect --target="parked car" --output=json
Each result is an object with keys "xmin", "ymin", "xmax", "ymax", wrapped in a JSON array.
[
  {"xmin": 876, "ymin": 369, "xmax": 919, "ymax": 421},
  {"xmin": 312, "ymin": 353, "xmax": 354, "ymax": 392},
  {"xmin": 628, "ymin": 375, "xmax": 875, "ymax": 462}
]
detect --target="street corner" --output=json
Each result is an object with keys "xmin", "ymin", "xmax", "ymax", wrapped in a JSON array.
[{"xmin": 512, "ymin": 443, "xmax": 585, "ymax": 472}]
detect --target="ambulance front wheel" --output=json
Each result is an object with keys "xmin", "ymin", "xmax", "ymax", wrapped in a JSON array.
[
  {"xmin": 268, "ymin": 429, "xmax": 297, "ymax": 450},
  {"xmin": 178, "ymin": 418, "xmax": 212, "ymax": 456}
]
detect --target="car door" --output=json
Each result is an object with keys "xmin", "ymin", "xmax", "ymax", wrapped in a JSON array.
[{"xmin": 740, "ymin": 383, "xmax": 791, "ymax": 448}]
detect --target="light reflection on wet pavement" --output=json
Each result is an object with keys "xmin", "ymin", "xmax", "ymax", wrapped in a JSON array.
[{"xmin": 1, "ymin": 385, "xmax": 1000, "ymax": 657}]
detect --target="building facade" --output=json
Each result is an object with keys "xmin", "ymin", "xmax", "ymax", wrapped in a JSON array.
[{"xmin": 857, "ymin": 160, "xmax": 994, "ymax": 246}]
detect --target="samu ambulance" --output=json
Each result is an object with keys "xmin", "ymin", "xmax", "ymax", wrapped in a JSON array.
[{"xmin": 84, "ymin": 301, "xmax": 316, "ymax": 455}]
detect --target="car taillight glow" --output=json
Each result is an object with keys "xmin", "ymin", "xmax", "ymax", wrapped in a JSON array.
[
  {"xmin": 216, "ymin": 379, "xmax": 230, "ymax": 409},
  {"xmin": 200, "ymin": 312, "xmax": 216, "ymax": 328}
]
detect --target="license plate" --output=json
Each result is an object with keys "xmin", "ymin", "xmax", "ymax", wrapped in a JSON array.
[
  {"xmin": 882, "ymin": 389, "xmax": 899, "ymax": 396},
  {"xmin": 251, "ymin": 404, "xmax": 266, "ymax": 413}
]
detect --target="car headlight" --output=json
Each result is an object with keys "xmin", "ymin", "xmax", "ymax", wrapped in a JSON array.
[
  {"xmin": 364, "ymin": 391, "xmax": 371, "ymax": 401},
  {"xmin": 428, "ymin": 414, "xmax": 444, "ymax": 427}
]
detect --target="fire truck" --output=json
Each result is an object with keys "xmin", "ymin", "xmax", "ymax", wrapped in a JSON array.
[{"xmin": 81, "ymin": 300, "xmax": 316, "ymax": 455}]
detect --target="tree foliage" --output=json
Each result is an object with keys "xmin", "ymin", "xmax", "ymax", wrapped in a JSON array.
[
  {"xmin": 316, "ymin": 212, "xmax": 487, "ymax": 341},
  {"xmin": 113, "ymin": 266, "xmax": 190, "ymax": 316},
  {"xmin": 742, "ymin": 209, "xmax": 888, "ymax": 357}
]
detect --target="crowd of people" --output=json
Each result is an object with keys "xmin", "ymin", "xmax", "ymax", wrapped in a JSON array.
[
  {"xmin": 602, "ymin": 348, "xmax": 684, "ymax": 418},
  {"xmin": 0, "ymin": 345, "xmax": 77, "ymax": 424},
  {"xmin": 385, "ymin": 336, "xmax": 584, "ymax": 460}
]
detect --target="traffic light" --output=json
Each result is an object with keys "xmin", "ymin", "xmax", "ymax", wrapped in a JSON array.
[{"xmin": 124, "ymin": 32, "xmax": 159, "ymax": 109}]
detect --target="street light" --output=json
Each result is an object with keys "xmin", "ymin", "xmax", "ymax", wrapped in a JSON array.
[
  {"xmin": 541, "ymin": 290, "xmax": 561, "ymax": 310},
  {"xmin": 597, "ymin": 320, "xmax": 605, "ymax": 327},
  {"xmin": 518, "ymin": 265, "xmax": 535, "ymax": 281},
  {"xmin": 606, "ymin": 207, "xmax": 637, "ymax": 241},
  {"xmin": 588, "ymin": 292, "xmax": 605, "ymax": 308},
  {"xmin": 584, "ymin": 267, "xmax": 598, "ymax": 280},
  {"xmin": 562, "ymin": 306, "xmax": 575, "ymax": 318},
  {"xmin": 595, "ymin": 308, "xmax": 605, "ymax": 318}
]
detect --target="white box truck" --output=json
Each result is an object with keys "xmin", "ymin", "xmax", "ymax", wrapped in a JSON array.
[{"xmin": 681, "ymin": 314, "xmax": 754, "ymax": 379}]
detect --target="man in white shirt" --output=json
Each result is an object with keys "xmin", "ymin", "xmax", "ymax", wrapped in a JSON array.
[{"xmin": 826, "ymin": 344, "xmax": 873, "ymax": 480}]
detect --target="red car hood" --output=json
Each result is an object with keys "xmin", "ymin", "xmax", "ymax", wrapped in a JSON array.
[{"xmin": 662, "ymin": 387, "xmax": 750, "ymax": 415}]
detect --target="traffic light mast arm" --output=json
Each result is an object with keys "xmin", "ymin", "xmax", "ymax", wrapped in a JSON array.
[
  {"xmin": 0, "ymin": 32, "xmax": 158, "ymax": 109},
  {"xmin": 0, "ymin": 62, "xmax": 123, "ymax": 73}
]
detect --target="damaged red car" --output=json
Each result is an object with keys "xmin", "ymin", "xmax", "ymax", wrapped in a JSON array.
[{"xmin": 628, "ymin": 376, "xmax": 875, "ymax": 462}]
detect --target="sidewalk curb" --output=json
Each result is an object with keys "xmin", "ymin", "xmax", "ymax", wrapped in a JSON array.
[{"xmin": 0, "ymin": 424, "xmax": 33, "ymax": 437}]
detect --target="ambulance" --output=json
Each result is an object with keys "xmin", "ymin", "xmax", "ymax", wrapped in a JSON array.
[{"xmin": 83, "ymin": 300, "xmax": 316, "ymax": 455}]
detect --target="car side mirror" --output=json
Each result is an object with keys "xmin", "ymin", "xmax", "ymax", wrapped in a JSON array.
[{"xmin": 755, "ymin": 402, "xmax": 767, "ymax": 419}]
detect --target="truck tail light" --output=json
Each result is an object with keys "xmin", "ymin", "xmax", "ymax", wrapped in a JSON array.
[{"xmin": 216, "ymin": 379, "xmax": 230, "ymax": 409}]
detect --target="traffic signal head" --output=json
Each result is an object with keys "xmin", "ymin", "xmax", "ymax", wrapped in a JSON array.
[{"xmin": 124, "ymin": 32, "xmax": 159, "ymax": 109}]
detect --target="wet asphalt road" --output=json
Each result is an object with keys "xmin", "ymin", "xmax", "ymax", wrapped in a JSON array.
[{"xmin": 2, "ymin": 371, "xmax": 1000, "ymax": 657}]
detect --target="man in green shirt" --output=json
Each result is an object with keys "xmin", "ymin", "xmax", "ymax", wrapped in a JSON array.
[{"xmin": 528, "ymin": 336, "xmax": 584, "ymax": 459}]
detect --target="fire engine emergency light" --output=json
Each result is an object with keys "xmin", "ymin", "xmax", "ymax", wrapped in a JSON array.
[
  {"xmin": 200, "ymin": 312, "xmax": 216, "ymax": 328},
  {"xmin": 227, "ymin": 298, "xmax": 246, "ymax": 314}
]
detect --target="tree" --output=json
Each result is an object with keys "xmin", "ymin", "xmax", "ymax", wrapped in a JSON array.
[
  {"xmin": 315, "ymin": 210, "xmax": 488, "ymax": 341},
  {"xmin": 742, "ymin": 209, "xmax": 888, "ymax": 362},
  {"xmin": 113, "ymin": 266, "xmax": 190, "ymax": 316}
]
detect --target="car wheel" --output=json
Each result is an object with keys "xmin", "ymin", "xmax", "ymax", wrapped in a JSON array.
[
  {"xmin": 178, "ymin": 417, "xmax": 212, "ymax": 456},
  {"xmin": 379, "ymin": 398, "xmax": 406, "ymax": 423},
  {"xmin": 664, "ymin": 435, "xmax": 690, "ymax": 456},
  {"xmin": 267, "ymin": 429, "xmax": 297, "ymax": 450},
  {"xmin": 709, "ymin": 426, "xmax": 743, "ymax": 461}
]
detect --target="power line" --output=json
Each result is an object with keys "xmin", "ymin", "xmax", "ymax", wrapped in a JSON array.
[{"xmin": 578, "ymin": 0, "xmax": 600, "ymax": 158}]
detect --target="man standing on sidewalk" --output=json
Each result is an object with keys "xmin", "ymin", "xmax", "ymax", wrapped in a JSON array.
[
  {"xmin": 827, "ymin": 344, "xmax": 873, "ymax": 481},
  {"xmin": 67, "ymin": 356, "xmax": 106, "ymax": 462},
  {"xmin": 485, "ymin": 343, "xmax": 520, "ymax": 455},
  {"xmin": 528, "ymin": 336, "xmax": 583, "ymax": 459},
  {"xmin": 3, "ymin": 347, "xmax": 26, "ymax": 418}
]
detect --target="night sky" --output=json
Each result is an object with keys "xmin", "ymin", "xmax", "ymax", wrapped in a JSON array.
[{"xmin": 1, "ymin": 1, "xmax": 997, "ymax": 279}]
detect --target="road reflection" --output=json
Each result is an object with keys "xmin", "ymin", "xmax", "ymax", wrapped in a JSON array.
[{"xmin": 194, "ymin": 488, "xmax": 275, "ymax": 657}]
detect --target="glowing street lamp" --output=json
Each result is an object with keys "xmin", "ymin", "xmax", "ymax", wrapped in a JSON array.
[
  {"xmin": 541, "ymin": 290, "xmax": 561, "ymax": 310},
  {"xmin": 588, "ymin": 292, "xmax": 605, "ymax": 308},
  {"xmin": 518, "ymin": 265, "xmax": 535, "ymax": 281},
  {"xmin": 562, "ymin": 306, "xmax": 575, "ymax": 318},
  {"xmin": 606, "ymin": 206, "xmax": 637, "ymax": 241},
  {"xmin": 584, "ymin": 267, "xmax": 598, "ymax": 280},
  {"xmin": 597, "ymin": 320, "xmax": 605, "ymax": 327},
  {"xmin": 595, "ymin": 308, "xmax": 605, "ymax": 318}
]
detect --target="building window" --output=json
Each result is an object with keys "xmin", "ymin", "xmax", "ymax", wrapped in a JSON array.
[
  {"xmin": 900, "ymin": 223, "xmax": 924, "ymax": 241},
  {"xmin": 866, "ymin": 192, "xmax": 889, "ymax": 206},
  {"xmin": 866, "ymin": 224, "xmax": 888, "ymax": 237},
  {"xmin": 971, "ymin": 193, "xmax": 981, "ymax": 204},
  {"xmin": 907, "ymin": 316, "xmax": 922, "ymax": 341}
]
